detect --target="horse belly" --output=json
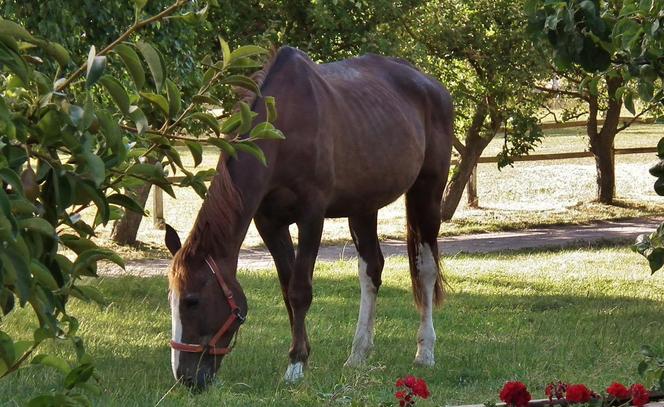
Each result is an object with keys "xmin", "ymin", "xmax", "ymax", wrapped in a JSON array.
[{"xmin": 325, "ymin": 134, "xmax": 424, "ymax": 217}]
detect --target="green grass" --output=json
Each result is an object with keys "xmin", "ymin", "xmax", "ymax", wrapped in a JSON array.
[{"xmin": 2, "ymin": 247, "xmax": 664, "ymax": 406}]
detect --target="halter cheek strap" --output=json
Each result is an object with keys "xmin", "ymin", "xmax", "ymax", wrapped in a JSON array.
[{"xmin": 169, "ymin": 256, "xmax": 245, "ymax": 356}]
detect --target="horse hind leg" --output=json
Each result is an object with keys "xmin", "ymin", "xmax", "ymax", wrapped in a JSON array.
[
  {"xmin": 405, "ymin": 175, "xmax": 445, "ymax": 367},
  {"xmin": 345, "ymin": 213, "xmax": 384, "ymax": 367}
]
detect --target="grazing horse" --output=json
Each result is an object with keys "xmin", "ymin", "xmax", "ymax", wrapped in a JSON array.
[{"xmin": 165, "ymin": 46, "xmax": 453, "ymax": 389}]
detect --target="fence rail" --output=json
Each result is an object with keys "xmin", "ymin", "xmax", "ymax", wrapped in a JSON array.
[{"xmin": 151, "ymin": 118, "xmax": 661, "ymax": 226}]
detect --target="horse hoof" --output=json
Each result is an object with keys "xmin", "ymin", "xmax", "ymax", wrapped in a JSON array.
[
  {"xmin": 284, "ymin": 362, "xmax": 304, "ymax": 383},
  {"xmin": 413, "ymin": 354, "xmax": 435, "ymax": 367},
  {"xmin": 344, "ymin": 353, "xmax": 368, "ymax": 367}
]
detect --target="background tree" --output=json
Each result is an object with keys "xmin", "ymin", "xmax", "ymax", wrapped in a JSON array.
[
  {"xmin": 398, "ymin": 0, "xmax": 549, "ymax": 220},
  {"xmin": 0, "ymin": 1, "xmax": 280, "ymax": 403},
  {"xmin": 527, "ymin": 0, "xmax": 664, "ymax": 204}
]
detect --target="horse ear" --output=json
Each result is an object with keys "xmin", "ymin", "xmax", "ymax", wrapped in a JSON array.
[{"xmin": 164, "ymin": 224, "xmax": 181, "ymax": 256}]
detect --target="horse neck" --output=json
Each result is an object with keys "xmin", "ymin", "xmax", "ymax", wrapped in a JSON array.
[{"xmin": 187, "ymin": 153, "xmax": 271, "ymax": 272}]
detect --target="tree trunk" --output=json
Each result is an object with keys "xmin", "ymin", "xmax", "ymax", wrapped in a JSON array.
[
  {"xmin": 110, "ymin": 183, "xmax": 152, "ymax": 245},
  {"xmin": 441, "ymin": 149, "xmax": 485, "ymax": 220},
  {"xmin": 587, "ymin": 77, "xmax": 622, "ymax": 205},
  {"xmin": 441, "ymin": 102, "xmax": 496, "ymax": 220},
  {"xmin": 592, "ymin": 139, "xmax": 615, "ymax": 204}
]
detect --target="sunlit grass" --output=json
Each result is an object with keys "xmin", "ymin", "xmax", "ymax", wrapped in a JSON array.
[{"xmin": 1, "ymin": 247, "xmax": 663, "ymax": 406}]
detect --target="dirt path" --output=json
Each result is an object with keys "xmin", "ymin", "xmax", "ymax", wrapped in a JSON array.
[{"xmin": 100, "ymin": 217, "xmax": 662, "ymax": 277}]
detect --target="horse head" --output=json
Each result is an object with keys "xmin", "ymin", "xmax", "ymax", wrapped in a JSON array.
[{"xmin": 165, "ymin": 224, "xmax": 247, "ymax": 390}]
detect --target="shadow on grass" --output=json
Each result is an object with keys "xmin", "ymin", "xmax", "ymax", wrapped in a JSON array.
[{"xmin": 1, "ymin": 271, "xmax": 663, "ymax": 406}]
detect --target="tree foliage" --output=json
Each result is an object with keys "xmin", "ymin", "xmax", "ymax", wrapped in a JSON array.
[
  {"xmin": 0, "ymin": 1, "xmax": 279, "ymax": 404},
  {"xmin": 527, "ymin": 0, "xmax": 664, "ymax": 204},
  {"xmin": 398, "ymin": 0, "xmax": 549, "ymax": 219}
]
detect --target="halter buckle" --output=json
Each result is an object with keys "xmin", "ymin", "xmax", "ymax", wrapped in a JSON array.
[{"xmin": 234, "ymin": 308, "xmax": 246, "ymax": 324}]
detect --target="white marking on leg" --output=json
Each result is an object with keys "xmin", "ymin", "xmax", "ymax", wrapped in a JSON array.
[
  {"xmin": 414, "ymin": 243, "xmax": 437, "ymax": 367},
  {"xmin": 170, "ymin": 291, "xmax": 182, "ymax": 379},
  {"xmin": 284, "ymin": 361, "xmax": 304, "ymax": 382},
  {"xmin": 345, "ymin": 257, "xmax": 377, "ymax": 367}
]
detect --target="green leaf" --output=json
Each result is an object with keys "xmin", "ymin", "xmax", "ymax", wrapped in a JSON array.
[
  {"xmin": 77, "ymin": 180, "xmax": 109, "ymax": 225},
  {"xmin": 207, "ymin": 138, "xmax": 236, "ymax": 158},
  {"xmin": 229, "ymin": 45, "xmax": 268, "ymax": 64},
  {"xmin": 0, "ymin": 331, "xmax": 14, "ymax": 366},
  {"xmin": 31, "ymin": 354, "xmax": 71, "ymax": 374},
  {"xmin": 637, "ymin": 80, "xmax": 654, "ymax": 102},
  {"xmin": 140, "ymin": 92, "xmax": 169, "ymax": 116},
  {"xmin": 85, "ymin": 46, "xmax": 106, "ymax": 88},
  {"xmin": 220, "ymin": 113, "xmax": 242, "ymax": 134},
  {"xmin": 72, "ymin": 284, "xmax": 107, "ymax": 306},
  {"xmin": 97, "ymin": 110, "xmax": 125, "ymax": 156},
  {"xmin": 18, "ymin": 217, "xmax": 55, "ymax": 238},
  {"xmin": 128, "ymin": 106, "xmax": 149, "ymax": 135},
  {"xmin": 30, "ymin": 260, "xmax": 59, "ymax": 290},
  {"xmin": 189, "ymin": 112, "xmax": 220, "ymax": 136},
  {"xmin": 185, "ymin": 141, "xmax": 203, "ymax": 167},
  {"xmin": 136, "ymin": 41, "xmax": 165, "ymax": 93},
  {"xmin": 99, "ymin": 75, "xmax": 130, "ymax": 115},
  {"xmin": 0, "ymin": 18, "xmax": 36, "ymax": 42},
  {"xmin": 0, "ymin": 41, "xmax": 29, "ymax": 85},
  {"xmin": 222, "ymin": 74, "xmax": 261, "ymax": 97},
  {"xmin": 219, "ymin": 36, "xmax": 231, "ymax": 68},
  {"xmin": 80, "ymin": 151, "xmax": 106, "ymax": 187},
  {"xmin": 235, "ymin": 141, "xmax": 266, "ymax": 165},
  {"xmin": 73, "ymin": 248, "xmax": 124, "ymax": 274},
  {"xmin": 192, "ymin": 95, "xmax": 221, "ymax": 106},
  {"xmin": 126, "ymin": 164, "xmax": 174, "ymax": 197},
  {"xmin": 250, "ymin": 122, "xmax": 285, "ymax": 140},
  {"xmin": 265, "ymin": 96, "xmax": 277, "ymax": 123},
  {"xmin": 624, "ymin": 92, "xmax": 636, "ymax": 115},
  {"xmin": 107, "ymin": 193, "xmax": 145, "ymax": 215},
  {"xmin": 114, "ymin": 43, "xmax": 145, "ymax": 91},
  {"xmin": 42, "ymin": 42, "xmax": 70, "ymax": 67},
  {"xmin": 64, "ymin": 363, "xmax": 94, "ymax": 390},
  {"xmin": 237, "ymin": 101, "xmax": 254, "ymax": 135},
  {"xmin": 0, "ymin": 168, "xmax": 24, "ymax": 195},
  {"xmin": 166, "ymin": 79, "xmax": 181, "ymax": 119}
]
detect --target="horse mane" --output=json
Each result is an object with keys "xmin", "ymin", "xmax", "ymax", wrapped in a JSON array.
[{"xmin": 169, "ymin": 46, "xmax": 280, "ymax": 294}]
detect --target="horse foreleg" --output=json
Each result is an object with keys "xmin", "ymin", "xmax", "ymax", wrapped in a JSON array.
[
  {"xmin": 345, "ymin": 213, "xmax": 383, "ymax": 367},
  {"xmin": 284, "ymin": 214, "xmax": 324, "ymax": 382},
  {"xmin": 254, "ymin": 214, "xmax": 295, "ymax": 328}
]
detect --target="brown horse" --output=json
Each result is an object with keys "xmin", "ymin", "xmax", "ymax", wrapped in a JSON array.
[{"xmin": 164, "ymin": 46, "xmax": 453, "ymax": 389}]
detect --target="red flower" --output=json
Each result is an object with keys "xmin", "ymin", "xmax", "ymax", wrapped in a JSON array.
[
  {"xmin": 404, "ymin": 375, "xmax": 417, "ymax": 388},
  {"xmin": 566, "ymin": 384, "xmax": 592, "ymax": 404},
  {"xmin": 630, "ymin": 384, "xmax": 649, "ymax": 407},
  {"xmin": 607, "ymin": 382, "xmax": 630, "ymax": 399},
  {"xmin": 500, "ymin": 381, "xmax": 532, "ymax": 407},
  {"xmin": 412, "ymin": 378, "xmax": 430, "ymax": 399},
  {"xmin": 396, "ymin": 378, "xmax": 404, "ymax": 387},
  {"xmin": 395, "ymin": 391, "xmax": 406, "ymax": 400}
]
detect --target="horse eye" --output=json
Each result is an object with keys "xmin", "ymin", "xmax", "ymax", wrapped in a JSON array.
[{"xmin": 182, "ymin": 294, "xmax": 199, "ymax": 308}]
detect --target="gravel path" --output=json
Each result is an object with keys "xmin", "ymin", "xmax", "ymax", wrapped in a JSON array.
[{"xmin": 99, "ymin": 217, "xmax": 662, "ymax": 277}]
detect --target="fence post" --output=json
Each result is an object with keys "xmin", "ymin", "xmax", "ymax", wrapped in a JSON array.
[
  {"xmin": 467, "ymin": 164, "xmax": 479, "ymax": 208},
  {"xmin": 153, "ymin": 186, "xmax": 165, "ymax": 229}
]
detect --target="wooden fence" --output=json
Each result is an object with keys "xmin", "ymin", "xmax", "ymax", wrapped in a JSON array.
[{"xmin": 151, "ymin": 118, "xmax": 660, "ymax": 227}]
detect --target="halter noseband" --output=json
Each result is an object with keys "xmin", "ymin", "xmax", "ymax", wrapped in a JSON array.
[{"xmin": 169, "ymin": 256, "xmax": 245, "ymax": 356}]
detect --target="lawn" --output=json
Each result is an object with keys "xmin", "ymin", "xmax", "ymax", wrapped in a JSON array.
[
  {"xmin": 1, "ymin": 247, "xmax": 663, "ymax": 406},
  {"xmin": 92, "ymin": 123, "xmax": 664, "ymax": 260}
]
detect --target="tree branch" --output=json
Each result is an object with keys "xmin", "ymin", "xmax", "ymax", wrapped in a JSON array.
[
  {"xmin": 534, "ymin": 85, "xmax": 589, "ymax": 101},
  {"xmin": 55, "ymin": 0, "xmax": 188, "ymax": 92},
  {"xmin": 617, "ymin": 102, "xmax": 658, "ymax": 133}
]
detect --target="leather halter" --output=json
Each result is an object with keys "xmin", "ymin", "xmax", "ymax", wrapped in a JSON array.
[{"xmin": 170, "ymin": 256, "xmax": 245, "ymax": 356}]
